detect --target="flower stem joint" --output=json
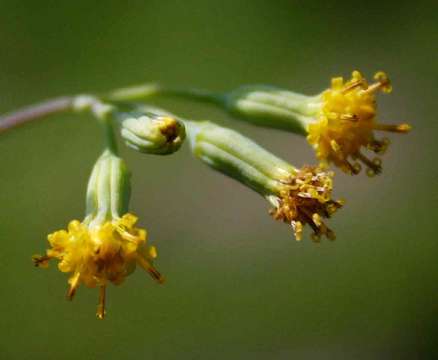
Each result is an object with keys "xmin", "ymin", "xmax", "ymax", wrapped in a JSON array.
[
  {"xmin": 186, "ymin": 121, "xmax": 343, "ymax": 241},
  {"xmin": 33, "ymin": 150, "xmax": 164, "ymax": 319}
]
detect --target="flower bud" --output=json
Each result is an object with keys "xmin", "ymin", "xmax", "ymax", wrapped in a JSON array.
[{"xmin": 118, "ymin": 106, "xmax": 185, "ymax": 155}]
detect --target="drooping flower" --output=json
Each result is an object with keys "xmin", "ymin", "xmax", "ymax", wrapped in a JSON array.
[
  {"xmin": 186, "ymin": 120, "xmax": 343, "ymax": 241},
  {"xmin": 33, "ymin": 150, "xmax": 163, "ymax": 319},
  {"xmin": 33, "ymin": 213, "xmax": 162, "ymax": 319},
  {"xmin": 267, "ymin": 166, "xmax": 343, "ymax": 241},
  {"xmin": 136, "ymin": 70, "xmax": 410, "ymax": 176}
]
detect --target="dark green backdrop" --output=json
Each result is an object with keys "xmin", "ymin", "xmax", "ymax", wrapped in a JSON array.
[{"xmin": 0, "ymin": 1, "xmax": 437, "ymax": 359}]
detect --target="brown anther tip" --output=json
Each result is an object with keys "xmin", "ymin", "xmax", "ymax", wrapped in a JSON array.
[
  {"xmin": 352, "ymin": 162, "xmax": 362, "ymax": 174},
  {"xmin": 311, "ymin": 233, "xmax": 321, "ymax": 243},
  {"xmin": 326, "ymin": 229, "xmax": 336, "ymax": 241},
  {"xmin": 372, "ymin": 71, "xmax": 392, "ymax": 93},
  {"xmin": 355, "ymin": 152, "xmax": 382, "ymax": 175},
  {"xmin": 340, "ymin": 114, "xmax": 359, "ymax": 122},
  {"xmin": 32, "ymin": 255, "xmax": 47, "ymax": 267},
  {"xmin": 66, "ymin": 287, "xmax": 76, "ymax": 301},
  {"xmin": 346, "ymin": 161, "xmax": 361, "ymax": 175},
  {"xmin": 366, "ymin": 168, "xmax": 377, "ymax": 177},
  {"xmin": 148, "ymin": 267, "xmax": 165, "ymax": 284}
]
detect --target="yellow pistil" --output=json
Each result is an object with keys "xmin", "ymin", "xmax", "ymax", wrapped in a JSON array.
[
  {"xmin": 307, "ymin": 70, "xmax": 411, "ymax": 176},
  {"xmin": 32, "ymin": 213, "xmax": 163, "ymax": 319},
  {"xmin": 269, "ymin": 166, "xmax": 343, "ymax": 241}
]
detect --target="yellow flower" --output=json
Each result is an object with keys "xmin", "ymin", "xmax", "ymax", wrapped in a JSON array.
[
  {"xmin": 307, "ymin": 71, "xmax": 411, "ymax": 176},
  {"xmin": 33, "ymin": 213, "xmax": 163, "ymax": 319},
  {"xmin": 269, "ymin": 165, "xmax": 343, "ymax": 241}
]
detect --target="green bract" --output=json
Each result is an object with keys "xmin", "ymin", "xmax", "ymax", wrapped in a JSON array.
[
  {"xmin": 186, "ymin": 120, "xmax": 294, "ymax": 196},
  {"xmin": 85, "ymin": 150, "xmax": 131, "ymax": 227},
  {"xmin": 222, "ymin": 85, "xmax": 321, "ymax": 134}
]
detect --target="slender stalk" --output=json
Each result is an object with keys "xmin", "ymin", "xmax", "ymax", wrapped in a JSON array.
[
  {"xmin": 0, "ymin": 96, "xmax": 73, "ymax": 134},
  {"xmin": 102, "ymin": 117, "xmax": 118, "ymax": 155},
  {"xmin": 105, "ymin": 83, "xmax": 224, "ymax": 105}
]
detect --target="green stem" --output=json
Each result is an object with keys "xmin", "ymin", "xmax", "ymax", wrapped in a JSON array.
[
  {"xmin": 102, "ymin": 117, "xmax": 118, "ymax": 155},
  {"xmin": 73, "ymin": 95, "xmax": 119, "ymax": 155},
  {"xmin": 105, "ymin": 83, "xmax": 224, "ymax": 106}
]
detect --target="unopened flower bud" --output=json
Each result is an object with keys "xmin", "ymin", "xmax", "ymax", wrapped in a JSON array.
[{"xmin": 118, "ymin": 106, "xmax": 185, "ymax": 155}]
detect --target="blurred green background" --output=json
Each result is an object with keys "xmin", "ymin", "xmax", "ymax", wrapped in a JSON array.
[{"xmin": 0, "ymin": 1, "xmax": 437, "ymax": 359}]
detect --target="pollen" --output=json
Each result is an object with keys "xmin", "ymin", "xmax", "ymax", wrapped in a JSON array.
[
  {"xmin": 32, "ymin": 213, "xmax": 163, "ymax": 319},
  {"xmin": 307, "ymin": 71, "xmax": 411, "ymax": 175},
  {"xmin": 158, "ymin": 116, "xmax": 180, "ymax": 143},
  {"xmin": 269, "ymin": 166, "xmax": 343, "ymax": 241}
]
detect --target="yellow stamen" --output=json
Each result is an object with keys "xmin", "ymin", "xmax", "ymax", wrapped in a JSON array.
[
  {"xmin": 270, "ymin": 166, "xmax": 342, "ymax": 241},
  {"xmin": 137, "ymin": 255, "xmax": 165, "ymax": 284},
  {"xmin": 33, "ymin": 213, "xmax": 163, "ymax": 318},
  {"xmin": 373, "ymin": 123, "xmax": 411, "ymax": 133},
  {"xmin": 66, "ymin": 271, "xmax": 81, "ymax": 300},
  {"xmin": 307, "ymin": 70, "xmax": 411, "ymax": 175},
  {"xmin": 355, "ymin": 151, "xmax": 382, "ymax": 176}
]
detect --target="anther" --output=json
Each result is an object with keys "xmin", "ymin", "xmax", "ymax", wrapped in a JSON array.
[
  {"xmin": 291, "ymin": 220, "xmax": 303, "ymax": 241},
  {"xmin": 137, "ymin": 256, "xmax": 165, "ymax": 284},
  {"xmin": 32, "ymin": 254, "xmax": 50, "ymax": 268},
  {"xmin": 340, "ymin": 114, "xmax": 358, "ymax": 121},
  {"xmin": 312, "ymin": 213, "xmax": 322, "ymax": 227},
  {"xmin": 356, "ymin": 152, "xmax": 382, "ymax": 175},
  {"xmin": 366, "ymin": 168, "xmax": 376, "ymax": 177}
]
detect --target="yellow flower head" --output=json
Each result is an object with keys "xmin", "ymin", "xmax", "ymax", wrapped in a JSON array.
[
  {"xmin": 269, "ymin": 166, "xmax": 343, "ymax": 241},
  {"xmin": 33, "ymin": 213, "xmax": 162, "ymax": 319},
  {"xmin": 307, "ymin": 71, "xmax": 411, "ymax": 176}
]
